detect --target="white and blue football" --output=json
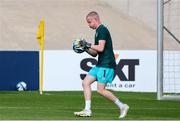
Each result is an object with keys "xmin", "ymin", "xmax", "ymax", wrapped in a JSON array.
[
  {"xmin": 72, "ymin": 38, "xmax": 85, "ymax": 53},
  {"xmin": 16, "ymin": 81, "xmax": 27, "ymax": 91}
]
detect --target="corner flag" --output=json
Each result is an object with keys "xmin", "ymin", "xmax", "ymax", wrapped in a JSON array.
[
  {"xmin": 37, "ymin": 19, "xmax": 45, "ymax": 95},
  {"xmin": 37, "ymin": 19, "xmax": 44, "ymax": 48}
]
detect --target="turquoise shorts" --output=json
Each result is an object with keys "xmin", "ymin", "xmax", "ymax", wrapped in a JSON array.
[{"xmin": 88, "ymin": 66, "xmax": 115, "ymax": 84}]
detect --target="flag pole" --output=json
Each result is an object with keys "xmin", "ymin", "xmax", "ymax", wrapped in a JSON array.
[
  {"xmin": 39, "ymin": 43, "xmax": 44, "ymax": 95},
  {"xmin": 37, "ymin": 19, "xmax": 44, "ymax": 95}
]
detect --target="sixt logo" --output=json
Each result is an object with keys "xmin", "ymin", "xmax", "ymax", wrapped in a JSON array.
[{"xmin": 80, "ymin": 53, "xmax": 139, "ymax": 81}]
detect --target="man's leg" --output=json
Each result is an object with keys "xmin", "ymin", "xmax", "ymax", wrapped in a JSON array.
[
  {"xmin": 74, "ymin": 75, "xmax": 96, "ymax": 117},
  {"xmin": 97, "ymin": 83, "xmax": 129, "ymax": 118},
  {"xmin": 97, "ymin": 82, "xmax": 118, "ymax": 102},
  {"xmin": 82, "ymin": 75, "xmax": 96, "ymax": 102}
]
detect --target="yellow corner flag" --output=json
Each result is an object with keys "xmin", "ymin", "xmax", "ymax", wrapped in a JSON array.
[
  {"xmin": 37, "ymin": 19, "xmax": 45, "ymax": 95},
  {"xmin": 37, "ymin": 19, "xmax": 44, "ymax": 48}
]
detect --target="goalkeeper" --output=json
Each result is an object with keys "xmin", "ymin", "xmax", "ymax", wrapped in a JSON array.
[{"xmin": 74, "ymin": 11, "xmax": 129, "ymax": 118}]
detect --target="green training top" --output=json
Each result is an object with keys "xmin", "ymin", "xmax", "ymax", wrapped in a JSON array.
[{"xmin": 94, "ymin": 24, "xmax": 116, "ymax": 69}]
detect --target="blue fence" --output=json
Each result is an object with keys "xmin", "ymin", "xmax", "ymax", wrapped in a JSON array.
[{"xmin": 0, "ymin": 51, "xmax": 39, "ymax": 91}]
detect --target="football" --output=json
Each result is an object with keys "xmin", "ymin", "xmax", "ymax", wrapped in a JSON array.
[
  {"xmin": 16, "ymin": 81, "xmax": 27, "ymax": 91},
  {"xmin": 72, "ymin": 38, "xmax": 85, "ymax": 53}
]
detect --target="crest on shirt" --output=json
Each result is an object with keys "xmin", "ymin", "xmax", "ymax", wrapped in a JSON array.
[{"xmin": 95, "ymin": 32, "xmax": 98, "ymax": 38}]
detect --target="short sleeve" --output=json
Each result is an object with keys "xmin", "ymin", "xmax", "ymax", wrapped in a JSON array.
[{"xmin": 97, "ymin": 27, "xmax": 107, "ymax": 41}]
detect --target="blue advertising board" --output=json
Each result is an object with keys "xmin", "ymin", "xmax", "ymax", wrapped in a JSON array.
[{"xmin": 0, "ymin": 51, "xmax": 39, "ymax": 91}]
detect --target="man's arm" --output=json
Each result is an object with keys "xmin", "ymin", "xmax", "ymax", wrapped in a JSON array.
[
  {"xmin": 80, "ymin": 39, "xmax": 106, "ymax": 56},
  {"xmin": 85, "ymin": 48, "xmax": 98, "ymax": 57},
  {"xmin": 91, "ymin": 40, "xmax": 106, "ymax": 52},
  {"xmin": 85, "ymin": 40, "xmax": 106, "ymax": 57}
]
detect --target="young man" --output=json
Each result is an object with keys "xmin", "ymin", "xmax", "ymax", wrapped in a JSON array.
[{"xmin": 74, "ymin": 11, "xmax": 129, "ymax": 118}]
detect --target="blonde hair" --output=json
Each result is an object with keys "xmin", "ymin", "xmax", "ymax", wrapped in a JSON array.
[{"xmin": 86, "ymin": 11, "xmax": 100, "ymax": 20}]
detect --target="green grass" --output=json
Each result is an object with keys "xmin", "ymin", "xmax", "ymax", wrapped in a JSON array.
[{"xmin": 0, "ymin": 91, "xmax": 180, "ymax": 120}]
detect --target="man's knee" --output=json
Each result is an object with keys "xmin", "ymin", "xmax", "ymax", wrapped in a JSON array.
[
  {"xmin": 82, "ymin": 80, "xmax": 87, "ymax": 87},
  {"xmin": 82, "ymin": 78, "xmax": 90, "ymax": 87},
  {"xmin": 82, "ymin": 75, "xmax": 96, "ymax": 88}
]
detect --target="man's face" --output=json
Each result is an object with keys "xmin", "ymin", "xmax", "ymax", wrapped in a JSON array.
[{"xmin": 86, "ymin": 16, "xmax": 97, "ymax": 29}]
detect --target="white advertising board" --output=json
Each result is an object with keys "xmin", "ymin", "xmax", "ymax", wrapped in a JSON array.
[{"xmin": 44, "ymin": 50, "xmax": 157, "ymax": 92}]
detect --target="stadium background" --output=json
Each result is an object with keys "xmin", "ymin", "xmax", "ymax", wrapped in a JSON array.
[
  {"xmin": 0, "ymin": 0, "xmax": 179, "ymax": 91},
  {"xmin": 1, "ymin": 0, "xmax": 179, "ymax": 50}
]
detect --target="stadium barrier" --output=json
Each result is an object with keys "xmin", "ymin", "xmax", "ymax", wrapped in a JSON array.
[
  {"xmin": 0, "ymin": 51, "xmax": 39, "ymax": 91},
  {"xmin": 43, "ymin": 50, "xmax": 157, "ymax": 92},
  {"xmin": 1, "ymin": 50, "xmax": 178, "ymax": 92}
]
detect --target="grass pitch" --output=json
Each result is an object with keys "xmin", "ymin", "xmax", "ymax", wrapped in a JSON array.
[{"xmin": 0, "ymin": 91, "xmax": 180, "ymax": 120}]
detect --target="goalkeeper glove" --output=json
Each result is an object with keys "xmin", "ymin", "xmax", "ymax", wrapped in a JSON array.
[{"xmin": 79, "ymin": 39, "xmax": 92, "ymax": 49}]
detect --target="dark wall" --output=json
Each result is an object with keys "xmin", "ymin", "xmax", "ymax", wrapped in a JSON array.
[{"xmin": 0, "ymin": 51, "xmax": 39, "ymax": 91}]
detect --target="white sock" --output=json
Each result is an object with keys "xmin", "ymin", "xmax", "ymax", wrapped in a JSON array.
[
  {"xmin": 85, "ymin": 100, "xmax": 91, "ymax": 110},
  {"xmin": 114, "ymin": 99, "xmax": 124, "ymax": 109}
]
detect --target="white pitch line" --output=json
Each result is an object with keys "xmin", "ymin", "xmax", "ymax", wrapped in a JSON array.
[
  {"xmin": 0, "ymin": 107, "xmax": 31, "ymax": 109},
  {"xmin": 0, "ymin": 106, "xmax": 179, "ymax": 110}
]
